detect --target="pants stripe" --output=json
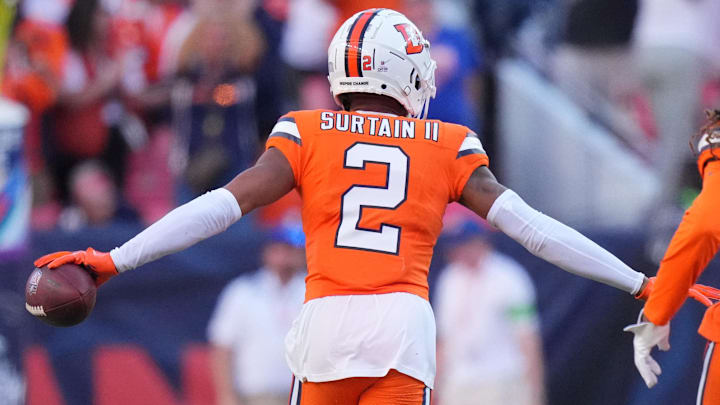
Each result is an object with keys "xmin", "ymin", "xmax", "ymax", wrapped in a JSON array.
[
  {"xmin": 289, "ymin": 376, "xmax": 302, "ymax": 405},
  {"xmin": 287, "ymin": 376, "xmax": 293, "ymax": 405},
  {"xmin": 422, "ymin": 387, "xmax": 431, "ymax": 405},
  {"xmin": 698, "ymin": 342, "xmax": 715, "ymax": 405}
]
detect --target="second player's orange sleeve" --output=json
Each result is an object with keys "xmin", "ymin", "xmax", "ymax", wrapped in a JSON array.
[{"xmin": 645, "ymin": 160, "xmax": 720, "ymax": 325}]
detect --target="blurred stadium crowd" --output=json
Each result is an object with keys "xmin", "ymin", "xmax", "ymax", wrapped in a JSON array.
[
  {"xmin": 4, "ymin": 0, "xmax": 720, "ymax": 234},
  {"xmin": 2, "ymin": 0, "xmax": 720, "ymax": 404},
  {"xmin": 6, "ymin": 0, "xmax": 489, "ymax": 232}
]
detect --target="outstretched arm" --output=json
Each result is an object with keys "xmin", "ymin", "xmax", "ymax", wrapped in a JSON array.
[
  {"xmin": 224, "ymin": 148, "xmax": 295, "ymax": 214},
  {"xmin": 644, "ymin": 160, "xmax": 720, "ymax": 325},
  {"xmin": 459, "ymin": 166, "xmax": 647, "ymax": 295},
  {"xmin": 36, "ymin": 148, "xmax": 295, "ymax": 284}
]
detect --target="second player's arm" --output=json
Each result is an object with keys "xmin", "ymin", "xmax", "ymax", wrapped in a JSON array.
[
  {"xmin": 643, "ymin": 159, "xmax": 720, "ymax": 325},
  {"xmin": 459, "ymin": 166, "xmax": 647, "ymax": 295}
]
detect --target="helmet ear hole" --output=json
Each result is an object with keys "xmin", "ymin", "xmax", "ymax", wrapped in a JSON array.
[{"xmin": 414, "ymin": 75, "xmax": 421, "ymax": 90}]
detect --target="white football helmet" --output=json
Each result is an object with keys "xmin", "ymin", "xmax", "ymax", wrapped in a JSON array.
[{"xmin": 328, "ymin": 8, "xmax": 437, "ymax": 118}]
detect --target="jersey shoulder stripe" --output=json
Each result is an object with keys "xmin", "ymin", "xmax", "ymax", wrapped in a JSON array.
[
  {"xmin": 269, "ymin": 116, "xmax": 302, "ymax": 145},
  {"xmin": 456, "ymin": 131, "xmax": 485, "ymax": 158}
]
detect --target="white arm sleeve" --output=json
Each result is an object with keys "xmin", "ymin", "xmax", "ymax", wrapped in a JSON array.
[
  {"xmin": 487, "ymin": 190, "xmax": 645, "ymax": 295},
  {"xmin": 110, "ymin": 188, "xmax": 243, "ymax": 272}
]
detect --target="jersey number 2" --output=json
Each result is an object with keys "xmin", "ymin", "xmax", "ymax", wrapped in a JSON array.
[{"xmin": 335, "ymin": 143, "xmax": 409, "ymax": 255}]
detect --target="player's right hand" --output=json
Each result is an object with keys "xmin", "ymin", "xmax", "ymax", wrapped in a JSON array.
[
  {"xmin": 623, "ymin": 311, "xmax": 670, "ymax": 388},
  {"xmin": 33, "ymin": 251, "xmax": 72, "ymax": 268},
  {"xmin": 34, "ymin": 248, "xmax": 118, "ymax": 286}
]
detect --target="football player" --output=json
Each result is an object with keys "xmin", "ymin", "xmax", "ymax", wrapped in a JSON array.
[
  {"xmin": 36, "ymin": 9, "xmax": 651, "ymax": 404},
  {"xmin": 625, "ymin": 110, "xmax": 720, "ymax": 404}
]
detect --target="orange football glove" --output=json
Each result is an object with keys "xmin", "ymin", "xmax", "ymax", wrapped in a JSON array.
[
  {"xmin": 635, "ymin": 277, "xmax": 655, "ymax": 301},
  {"xmin": 33, "ymin": 251, "xmax": 71, "ymax": 268},
  {"xmin": 35, "ymin": 248, "xmax": 118, "ymax": 286},
  {"xmin": 691, "ymin": 284, "xmax": 720, "ymax": 301},
  {"xmin": 689, "ymin": 288, "xmax": 713, "ymax": 307},
  {"xmin": 688, "ymin": 284, "xmax": 720, "ymax": 307}
]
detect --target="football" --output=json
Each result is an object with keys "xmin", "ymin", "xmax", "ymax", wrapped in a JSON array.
[{"xmin": 25, "ymin": 264, "xmax": 97, "ymax": 327}]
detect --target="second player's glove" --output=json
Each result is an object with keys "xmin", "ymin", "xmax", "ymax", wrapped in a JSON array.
[
  {"xmin": 623, "ymin": 311, "xmax": 670, "ymax": 388},
  {"xmin": 634, "ymin": 277, "xmax": 655, "ymax": 301},
  {"xmin": 34, "ymin": 248, "xmax": 118, "ymax": 286}
]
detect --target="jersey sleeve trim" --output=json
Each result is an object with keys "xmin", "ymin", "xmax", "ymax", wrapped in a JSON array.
[
  {"xmin": 269, "ymin": 118, "xmax": 302, "ymax": 145},
  {"xmin": 456, "ymin": 132, "xmax": 486, "ymax": 159}
]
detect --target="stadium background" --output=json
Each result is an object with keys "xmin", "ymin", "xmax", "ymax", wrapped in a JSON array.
[{"xmin": 1, "ymin": 0, "xmax": 719, "ymax": 404}]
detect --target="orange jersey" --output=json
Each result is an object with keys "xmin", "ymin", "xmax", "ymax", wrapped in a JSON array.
[
  {"xmin": 645, "ymin": 153, "xmax": 720, "ymax": 341},
  {"xmin": 265, "ymin": 110, "xmax": 488, "ymax": 301}
]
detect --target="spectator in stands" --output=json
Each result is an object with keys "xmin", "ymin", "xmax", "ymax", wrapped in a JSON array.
[
  {"xmin": 634, "ymin": 0, "xmax": 720, "ymax": 217},
  {"xmin": 111, "ymin": 0, "xmax": 184, "ymax": 225},
  {"xmin": 404, "ymin": 0, "xmax": 484, "ymax": 130},
  {"xmin": 3, "ymin": 1, "xmax": 69, "ymax": 228},
  {"xmin": 207, "ymin": 221, "xmax": 306, "ymax": 405},
  {"xmin": 57, "ymin": 160, "xmax": 137, "ymax": 231},
  {"xmin": 279, "ymin": 0, "xmax": 337, "ymax": 111},
  {"xmin": 472, "ymin": 0, "xmax": 535, "ymax": 61},
  {"xmin": 435, "ymin": 220, "xmax": 545, "ymax": 405},
  {"xmin": 172, "ymin": 0, "xmax": 267, "ymax": 200},
  {"xmin": 551, "ymin": 0, "xmax": 638, "ymax": 107},
  {"xmin": 47, "ymin": 0, "xmax": 129, "ymax": 205}
]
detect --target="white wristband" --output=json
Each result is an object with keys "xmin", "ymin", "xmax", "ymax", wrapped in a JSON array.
[
  {"xmin": 110, "ymin": 188, "xmax": 242, "ymax": 272},
  {"xmin": 487, "ymin": 190, "xmax": 644, "ymax": 295}
]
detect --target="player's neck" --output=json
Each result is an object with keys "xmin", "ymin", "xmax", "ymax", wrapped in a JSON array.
[{"xmin": 346, "ymin": 94, "xmax": 408, "ymax": 117}]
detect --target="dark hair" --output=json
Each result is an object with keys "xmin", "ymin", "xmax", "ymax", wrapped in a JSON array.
[{"xmin": 66, "ymin": 0, "xmax": 99, "ymax": 52}]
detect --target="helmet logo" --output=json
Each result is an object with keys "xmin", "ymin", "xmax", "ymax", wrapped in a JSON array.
[{"xmin": 394, "ymin": 24, "xmax": 424, "ymax": 55}]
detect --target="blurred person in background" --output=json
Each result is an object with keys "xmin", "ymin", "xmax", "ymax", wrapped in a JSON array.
[
  {"xmin": 633, "ymin": 0, "xmax": 720, "ymax": 245},
  {"xmin": 207, "ymin": 222, "xmax": 305, "ymax": 405},
  {"xmin": 170, "ymin": 0, "xmax": 266, "ymax": 201},
  {"xmin": 551, "ymin": 0, "xmax": 638, "ymax": 107},
  {"xmin": 3, "ymin": 1, "xmax": 69, "ymax": 228},
  {"xmin": 473, "ymin": 0, "xmax": 535, "ymax": 61},
  {"xmin": 110, "ymin": 0, "xmax": 184, "ymax": 224},
  {"xmin": 404, "ymin": 0, "xmax": 484, "ymax": 130},
  {"xmin": 46, "ymin": 0, "xmax": 130, "ymax": 206},
  {"xmin": 279, "ymin": 0, "xmax": 337, "ymax": 111},
  {"xmin": 435, "ymin": 219, "xmax": 545, "ymax": 405},
  {"xmin": 57, "ymin": 160, "xmax": 138, "ymax": 231}
]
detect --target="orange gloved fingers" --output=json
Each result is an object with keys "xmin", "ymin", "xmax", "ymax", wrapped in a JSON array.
[
  {"xmin": 635, "ymin": 277, "xmax": 656, "ymax": 301},
  {"xmin": 692, "ymin": 284, "xmax": 720, "ymax": 301},
  {"xmin": 46, "ymin": 251, "xmax": 86, "ymax": 268},
  {"xmin": 689, "ymin": 288, "xmax": 714, "ymax": 307},
  {"xmin": 33, "ymin": 251, "xmax": 72, "ymax": 268},
  {"xmin": 47, "ymin": 248, "xmax": 118, "ymax": 287}
]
